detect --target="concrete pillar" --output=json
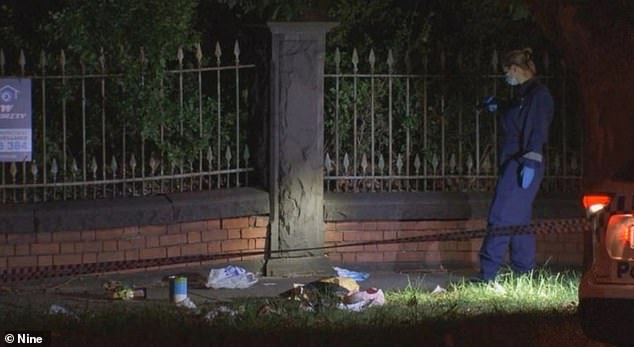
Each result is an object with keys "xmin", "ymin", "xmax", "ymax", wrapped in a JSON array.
[{"xmin": 266, "ymin": 22, "xmax": 337, "ymax": 276}]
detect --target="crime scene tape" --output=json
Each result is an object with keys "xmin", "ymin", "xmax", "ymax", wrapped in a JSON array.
[{"xmin": 0, "ymin": 218, "xmax": 591, "ymax": 282}]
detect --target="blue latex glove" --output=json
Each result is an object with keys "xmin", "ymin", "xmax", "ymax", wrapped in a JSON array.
[
  {"xmin": 520, "ymin": 165, "xmax": 534, "ymax": 189},
  {"xmin": 519, "ymin": 159, "xmax": 539, "ymax": 189},
  {"xmin": 480, "ymin": 96, "xmax": 498, "ymax": 113}
]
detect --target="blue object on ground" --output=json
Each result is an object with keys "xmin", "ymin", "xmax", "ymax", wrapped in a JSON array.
[{"xmin": 333, "ymin": 266, "xmax": 369, "ymax": 281}]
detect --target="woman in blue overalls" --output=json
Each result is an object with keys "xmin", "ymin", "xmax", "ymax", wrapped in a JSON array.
[{"xmin": 479, "ymin": 48, "xmax": 554, "ymax": 281}]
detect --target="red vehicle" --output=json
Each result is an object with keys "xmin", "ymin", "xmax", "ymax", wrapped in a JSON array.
[{"xmin": 579, "ymin": 178, "xmax": 634, "ymax": 345}]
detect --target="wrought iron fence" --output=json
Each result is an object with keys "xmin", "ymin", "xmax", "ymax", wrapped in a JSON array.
[
  {"xmin": 324, "ymin": 48, "xmax": 582, "ymax": 193},
  {"xmin": 0, "ymin": 41, "xmax": 255, "ymax": 203}
]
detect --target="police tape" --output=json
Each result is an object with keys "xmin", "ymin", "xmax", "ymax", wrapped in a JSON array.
[{"xmin": 0, "ymin": 218, "xmax": 591, "ymax": 282}]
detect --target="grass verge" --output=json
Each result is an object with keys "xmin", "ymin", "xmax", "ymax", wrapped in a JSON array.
[{"xmin": 0, "ymin": 269, "xmax": 609, "ymax": 347}]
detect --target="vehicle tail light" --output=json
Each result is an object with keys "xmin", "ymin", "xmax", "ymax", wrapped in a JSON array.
[
  {"xmin": 582, "ymin": 194, "xmax": 611, "ymax": 215},
  {"xmin": 617, "ymin": 225, "xmax": 630, "ymax": 244},
  {"xmin": 606, "ymin": 214, "xmax": 634, "ymax": 258}
]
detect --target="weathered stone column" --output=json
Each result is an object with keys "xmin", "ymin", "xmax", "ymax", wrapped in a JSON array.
[{"xmin": 266, "ymin": 22, "xmax": 337, "ymax": 276}]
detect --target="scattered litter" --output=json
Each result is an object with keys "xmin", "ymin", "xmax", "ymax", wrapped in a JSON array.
[
  {"xmin": 48, "ymin": 304, "xmax": 81, "ymax": 320},
  {"xmin": 205, "ymin": 265, "xmax": 258, "ymax": 289},
  {"xmin": 169, "ymin": 276, "xmax": 188, "ymax": 303},
  {"xmin": 205, "ymin": 305, "xmax": 241, "ymax": 321},
  {"xmin": 338, "ymin": 288, "xmax": 385, "ymax": 311},
  {"xmin": 279, "ymin": 284, "xmax": 306, "ymax": 300},
  {"xmin": 305, "ymin": 279, "xmax": 353, "ymax": 297},
  {"xmin": 431, "ymin": 285, "xmax": 447, "ymax": 295},
  {"xmin": 333, "ymin": 266, "xmax": 369, "ymax": 281},
  {"xmin": 117, "ymin": 288, "xmax": 146, "ymax": 300},
  {"xmin": 299, "ymin": 302, "xmax": 315, "ymax": 312},
  {"xmin": 175, "ymin": 297, "xmax": 197, "ymax": 310},
  {"xmin": 103, "ymin": 280, "xmax": 146, "ymax": 300},
  {"xmin": 49, "ymin": 304, "xmax": 70, "ymax": 315},
  {"xmin": 319, "ymin": 277, "xmax": 360, "ymax": 293},
  {"xmin": 280, "ymin": 280, "xmax": 349, "ymax": 312},
  {"xmin": 278, "ymin": 277, "xmax": 387, "ymax": 312},
  {"xmin": 256, "ymin": 304, "xmax": 278, "ymax": 316},
  {"xmin": 103, "ymin": 280, "xmax": 123, "ymax": 292},
  {"xmin": 489, "ymin": 282, "xmax": 506, "ymax": 295}
]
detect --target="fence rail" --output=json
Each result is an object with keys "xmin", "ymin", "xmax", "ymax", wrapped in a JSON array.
[
  {"xmin": 0, "ymin": 41, "xmax": 255, "ymax": 203},
  {"xmin": 324, "ymin": 48, "xmax": 582, "ymax": 193}
]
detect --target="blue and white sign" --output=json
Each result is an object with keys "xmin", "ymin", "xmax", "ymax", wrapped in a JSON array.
[{"xmin": 0, "ymin": 79, "xmax": 32, "ymax": 162}]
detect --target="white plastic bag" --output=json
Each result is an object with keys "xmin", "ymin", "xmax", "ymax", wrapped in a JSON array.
[
  {"xmin": 431, "ymin": 285, "xmax": 447, "ymax": 295},
  {"xmin": 49, "ymin": 304, "xmax": 70, "ymax": 315},
  {"xmin": 205, "ymin": 265, "xmax": 258, "ymax": 289},
  {"xmin": 48, "ymin": 304, "xmax": 79, "ymax": 319},
  {"xmin": 175, "ymin": 296, "xmax": 197, "ymax": 310}
]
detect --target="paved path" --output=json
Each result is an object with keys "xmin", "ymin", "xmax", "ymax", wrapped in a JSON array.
[{"xmin": 0, "ymin": 264, "xmax": 477, "ymax": 311}]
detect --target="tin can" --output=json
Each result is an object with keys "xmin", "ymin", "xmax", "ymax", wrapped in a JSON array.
[
  {"xmin": 169, "ymin": 276, "xmax": 187, "ymax": 303},
  {"xmin": 132, "ymin": 288, "xmax": 147, "ymax": 299}
]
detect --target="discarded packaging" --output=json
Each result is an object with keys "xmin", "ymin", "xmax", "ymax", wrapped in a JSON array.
[
  {"xmin": 280, "ymin": 279, "xmax": 353, "ymax": 312},
  {"xmin": 49, "ymin": 304, "xmax": 70, "ymax": 315},
  {"xmin": 169, "ymin": 276, "xmax": 188, "ymax": 303},
  {"xmin": 48, "ymin": 304, "xmax": 80, "ymax": 319},
  {"xmin": 175, "ymin": 296, "xmax": 197, "ymax": 310},
  {"xmin": 339, "ymin": 288, "xmax": 385, "ymax": 311},
  {"xmin": 343, "ymin": 287, "xmax": 385, "ymax": 304},
  {"xmin": 489, "ymin": 282, "xmax": 506, "ymax": 295},
  {"xmin": 300, "ymin": 302, "xmax": 315, "ymax": 312},
  {"xmin": 333, "ymin": 266, "xmax": 369, "ymax": 281},
  {"xmin": 286, "ymin": 280, "xmax": 351, "ymax": 298},
  {"xmin": 103, "ymin": 280, "xmax": 146, "ymax": 300},
  {"xmin": 205, "ymin": 265, "xmax": 258, "ymax": 289},
  {"xmin": 431, "ymin": 285, "xmax": 447, "ymax": 295},
  {"xmin": 319, "ymin": 277, "xmax": 360, "ymax": 293},
  {"xmin": 205, "ymin": 305, "xmax": 240, "ymax": 321},
  {"xmin": 113, "ymin": 287, "xmax": 147, "ymax": 300}
]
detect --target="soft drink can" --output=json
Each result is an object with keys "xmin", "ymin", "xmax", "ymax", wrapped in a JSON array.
[{"xmin": 169, "ymin": 276, "xmax": 187, "ymax": 303}]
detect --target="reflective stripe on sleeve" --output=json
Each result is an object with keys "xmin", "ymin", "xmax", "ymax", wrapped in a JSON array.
[{"xmin": 522, "ymin": 151, "xmax": 543, "ymax": 162}]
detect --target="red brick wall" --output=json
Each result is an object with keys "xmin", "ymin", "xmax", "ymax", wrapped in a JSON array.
[
  {"xmin": 325, "ymin": 219, "xmax": 583, "ymax": 268},
  {"xmin": 0, "ymin": 216, "xmax": 269, "ymax": 271},
  {"xmin": 0, "ymin": 215, "xmax": 583, "ymax": 273}
]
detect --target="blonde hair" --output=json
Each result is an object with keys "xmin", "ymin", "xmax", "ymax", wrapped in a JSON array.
[{"xmin": 502, "ymin": 48, "xmax": 536, "ymax": 74}]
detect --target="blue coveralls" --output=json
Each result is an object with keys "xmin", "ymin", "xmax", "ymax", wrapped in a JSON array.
[{"xmin": 479, "ymin": 78, "xmax": 554, "ymax": 281}]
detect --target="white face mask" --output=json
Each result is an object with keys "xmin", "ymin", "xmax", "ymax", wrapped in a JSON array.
[{"xmin": 505, "ymin": 72, "xmax": 519, "ymax": 86}]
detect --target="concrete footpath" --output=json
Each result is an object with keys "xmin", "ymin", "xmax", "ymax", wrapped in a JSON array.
[{"xmin": 0, "ymin": 263, "xmax": 477, "ymax": 311}]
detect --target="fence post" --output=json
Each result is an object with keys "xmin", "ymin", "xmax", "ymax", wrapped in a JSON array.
[{"xmin": 266, "ymin": 21, "xmax": 337, "ymax": 276}]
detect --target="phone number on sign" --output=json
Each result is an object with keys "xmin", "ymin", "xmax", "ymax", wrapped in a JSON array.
[{"xmin": 0, "ymin": 140, "xmax": 29, "ymax": 151}]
